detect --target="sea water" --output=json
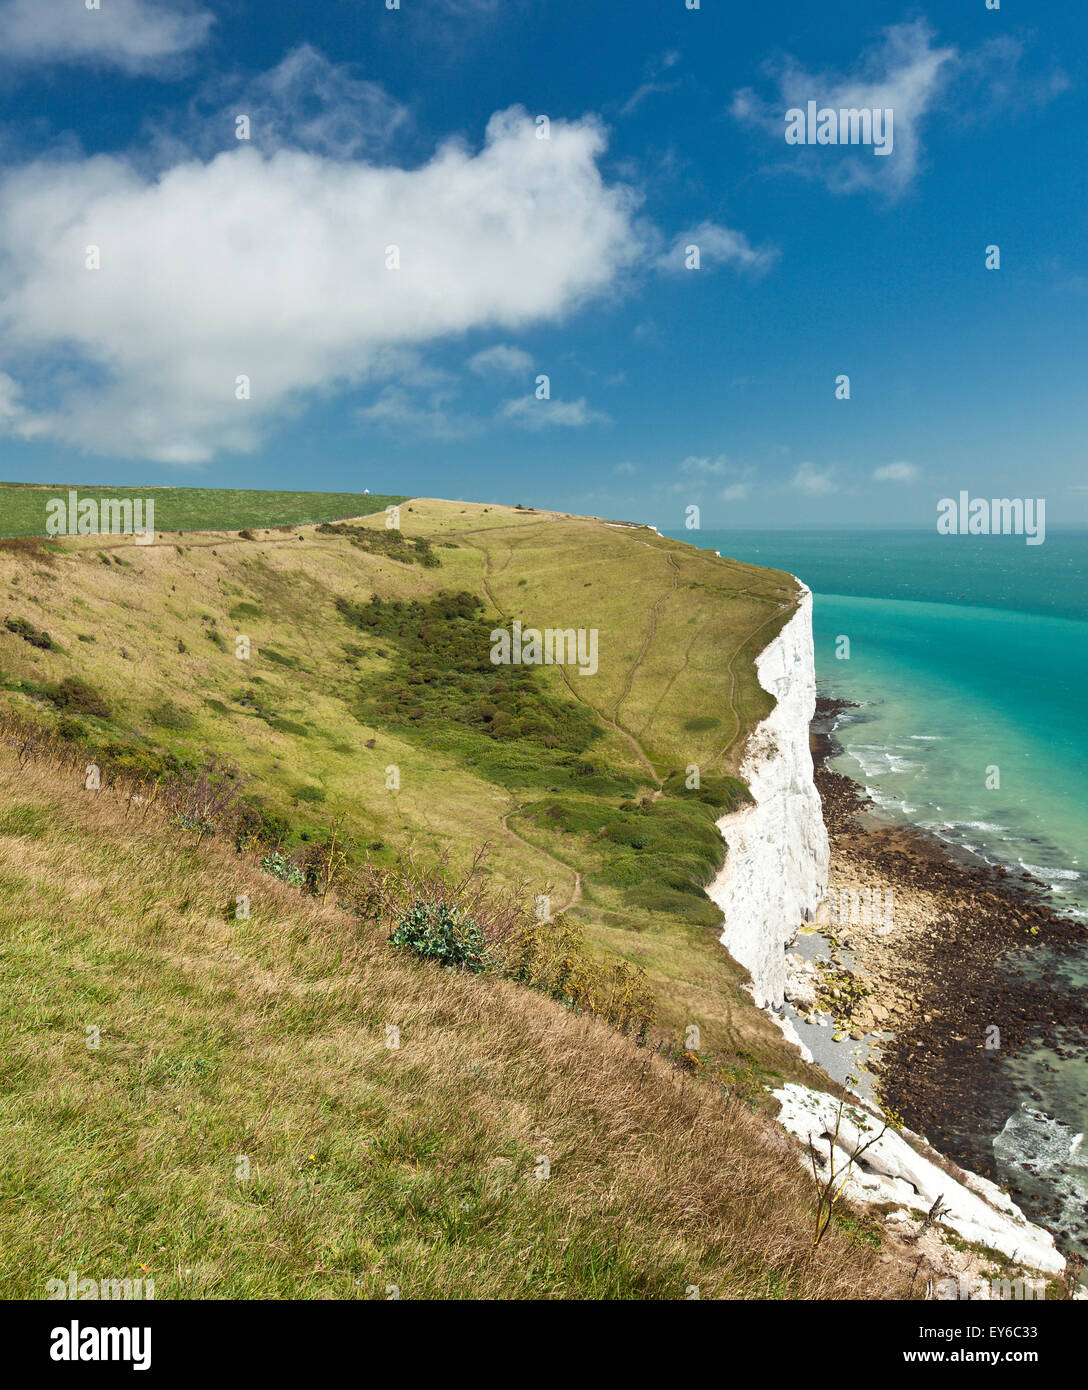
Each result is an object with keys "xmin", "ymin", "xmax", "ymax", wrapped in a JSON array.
[{"xmin": 665, "ymin": 527, "xmax": 1088, "ymax": 1256}]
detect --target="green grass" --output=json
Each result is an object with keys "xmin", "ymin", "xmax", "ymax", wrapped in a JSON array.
[
  {"xmin": 0, "ymin": 754, "xmax": 892, "ymax": 1300},
  {"xmin": 0, "ymin": 489, "xmax": 922, "ymax": 1301},
  {"xmin": 0, "ymin": 482, "xmax": 405, "ymax": 538},
  {"xmin": 0, "ymin": 494, "xmax": 804, "ymax": 1076}
]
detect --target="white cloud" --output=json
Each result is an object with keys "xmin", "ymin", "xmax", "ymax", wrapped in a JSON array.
[
  {"xmin": 681, "ymin": 455, "xmax": 731, "ymax": 476},
  {"xmin": 0, "ymin": 371, "xmax": 25, "ymax": 424},
  {"xmin": 731, "ymin": 20, "xmax": 956, "ymax": 198},
  {"xmin": 467, "ymin": 343, "xmax": 533, "ymax": 376},
  {"xmin": 675, "ymin": 455, "xmax": 757, "ymax": 498},
  {"xmin": 619, "ymin": 50, "xmax": 681, "ymax": 117},
  {"xmin": 0, "ymin": 0, "xmax": 212, "ymax": 74},
  {"xmin": 613, "ymin": 460, "xmax": 639, "ymax": 475},
  {"xmin": 791, "ymin": 462, "xmax": 838, "ymax": 495},
  {"xmin": 0, "ymin": 106, "xmax": 641, "ymax": 462},
  {"xmin": 188, "ymin": 45, "xmax": 409, "ymax": 159},
  {"xmin": 357, "ymin": 384, "xmax": 478, "ymax": 442},
  {"xmin": 498, "ymin": 395, "xmax": 610, "ymax": 430},
  {"xmin": 873, "ymin": 460, "xmax": 919, "ymax": 483},
  {"xmin": 658, "ymin": 220, "xmax": 777, "ymax": 274},
  {"xmin": 953, "ymin": 36, "xmax": 1070, "ymax": 125}
]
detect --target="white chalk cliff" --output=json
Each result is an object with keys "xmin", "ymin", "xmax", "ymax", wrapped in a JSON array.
[
  {"xmin": 707, "ymin": 582, "xmax": 829, "ymax": 1009},
  {"xmin": 705, "ymin": 580, "xmax": 1066, "ymax": 1278}
]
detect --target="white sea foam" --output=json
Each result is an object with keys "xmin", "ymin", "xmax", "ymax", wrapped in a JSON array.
[
  {"xmin": 1020, "ymin": 861, "xmax": 1081, "ymax": 882},
  {"xmin": 994, "ymin": 1106, "xmax": 1088, "ymax": 1249},
  {"xmin": 849, "ymin": 745, "xmax": 920, "ymax": 777}
]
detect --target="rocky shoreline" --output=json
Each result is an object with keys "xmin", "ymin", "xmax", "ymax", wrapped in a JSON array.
[{"xmin": 801, "ymin": 696, "xmax": 1088, "ymax": 1251}]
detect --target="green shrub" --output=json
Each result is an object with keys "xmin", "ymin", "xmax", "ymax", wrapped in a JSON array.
[
  {"xmin": 0, "ymin": 537, "xmax": 58, "ymax": 566},
  {"xmin": 5, "ymin": 615, "xmax": 56, "ymax": 650},
  {"xmin": 261, "ymin": 647, "xmax": 298, "ymax": 668},
  {"xmin": 50, "ymin": 676, "xmax": 111, "ymax": 718},
  {"xmin": 389, "ymin": 900, "xmax": 486, "ymax": 972},
  {"xmin": 316, "ymin": 522, "xmax": 439, "ymax": 567},
  {"xmin": 495, "ymin": 914, "xmax": 656, "ymax": 1039},
  {"xmin": 229, "ymin": 602, "xmax": 262, "ymax": 621},
  {"xmin": 236, "ymin": 798, "xmax": 289, "ymax": 850},
  {"xmin": 339, "ymin": 590, "xmax": 600, "ymax": 768},
  {"xmin": 150, "ymin": 699, "xmax": 196, "ymax": 731},
  {"xmin": 261, "ymin": 851, "xmax": 304, "ymax": 887},
  {"xmin": 266, "ymin": 716, "xmax": 309, "ymax": 736}
]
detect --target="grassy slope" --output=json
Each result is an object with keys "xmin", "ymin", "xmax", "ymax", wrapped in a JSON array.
[
  {"xmin": 0, "ymin": 482, "xmax": 403, "ymax": 537},
  {"xmin": 0, "ymin": 753, "xmax": 892, "ymax": 1299},
  {"xmin": 0, "ymin": 498, "xmax": 801, "ymax": 1072},
  {"xmin": 0, "ymin": 492, "xmax": 897, "ymax": 1298}
]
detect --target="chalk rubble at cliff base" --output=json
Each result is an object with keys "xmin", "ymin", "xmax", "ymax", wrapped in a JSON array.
[{"xmin": 773, "ymin": 1083, "xmax": 1065, "ymax": 1275}]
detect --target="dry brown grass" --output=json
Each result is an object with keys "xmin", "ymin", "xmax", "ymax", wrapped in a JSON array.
[{"xmin": 0, "ymin": 740, "xmax": 905, "ymax": 1299}]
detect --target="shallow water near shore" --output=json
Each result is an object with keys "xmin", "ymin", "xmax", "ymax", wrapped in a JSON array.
[
  {"xmin": 669, "ymin": 528, "xmax": 1088, "ymax": 1257},
  {"xmin": 674, "ymin": 530, "xmax": 1088, "ymax": 919}
]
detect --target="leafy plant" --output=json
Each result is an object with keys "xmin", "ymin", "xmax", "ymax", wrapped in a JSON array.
[
  {"xmin": 496, "ymin": 913, "xmax": 655, "ymax": 1040},
  {"xmin": 150, "ymin": 699, "xmax": 196, "ymax": 731},
  {"xmin": 261, "ymin": 850, "xmax": 305, "ymax": 887},
  {"xmin": 297, "ymin": 820, "xmax": 350, "ymax": 903},
  {"xmin": 162, "ymin": 765, "xmax": 245, "ymax": 844},
  {"xmin": 806, "ymin": 1080, "xmax": 893, "ymax": 1249},
  {"xmin": 390, "ymin": 900, "xmax": 486, "ymax": 973}
]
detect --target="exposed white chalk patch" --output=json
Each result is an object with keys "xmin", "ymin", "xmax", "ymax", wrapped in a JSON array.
[{"xmin": 706, "ymin": 583, "xmax": 829, "ymax": 1008}]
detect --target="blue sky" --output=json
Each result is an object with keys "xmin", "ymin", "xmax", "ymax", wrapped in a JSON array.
[{"xmin": 0, "ymin": 0, "xmax": 1083, "ymax": 529}]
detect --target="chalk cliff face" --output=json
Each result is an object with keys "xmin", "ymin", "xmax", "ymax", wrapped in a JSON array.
[{"xmin": 707, "ymin": 583, "xmax": 829, "ymax": 1009}]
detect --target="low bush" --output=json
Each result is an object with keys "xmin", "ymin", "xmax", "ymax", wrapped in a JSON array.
[
  {"xmin": 389, "ymin": 899, "xmax": 487, "ymax": 972},
  {"xmin": 150, "ymin": 699, "xmax": 196, "ymax": 731},
  {"xmin": 0, "ymin": 537, "xmax": 58, "ymax": 566},
  {"xmin": 50, "ymin": 676, "xmax": 111, "ymax": 718},
  {"xmin": 495, "ymin": 914, "xmax": 655, "ymax": 1040},
  {"xmin": 261, "ymin": 850, "xmax": 304, "ymax": 886},
  {"xmin": 5, "ymin": 616, "xmax": 56, "ymax": 650}
]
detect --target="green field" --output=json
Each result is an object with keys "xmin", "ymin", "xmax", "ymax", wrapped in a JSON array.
[{"xmin": 0, "ymin": 482, "xmax": 404, "ymax": 538}]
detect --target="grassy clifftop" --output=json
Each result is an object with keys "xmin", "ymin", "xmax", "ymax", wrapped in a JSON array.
[
  {"xmin": 0, "ymin": 497, "xmax": 799, "ymax": 1063},
  {"xmin": 0, "ymin": 490, "xmax": 890, "ymax": 1298}
]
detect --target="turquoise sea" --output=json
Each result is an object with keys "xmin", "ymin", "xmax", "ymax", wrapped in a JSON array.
[
  {"xmin": 666, "ymin": 527, "xmax": 1088, "ymax": 1253},
  {"xmin": 669, "ymin": 529, "xmax": 1088, "ymax": 917}
]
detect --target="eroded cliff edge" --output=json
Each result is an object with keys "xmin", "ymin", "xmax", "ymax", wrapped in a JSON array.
[{"xmin": 706, "ymin": 582, "xmax": 829, "ymax": 1010}]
